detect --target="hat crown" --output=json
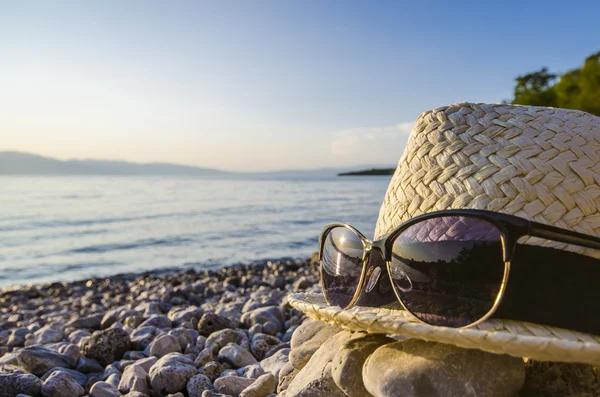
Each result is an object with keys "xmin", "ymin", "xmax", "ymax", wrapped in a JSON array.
[{"xmin": 375, "ymin": 103, "xmax": 600, "ymax": 257}]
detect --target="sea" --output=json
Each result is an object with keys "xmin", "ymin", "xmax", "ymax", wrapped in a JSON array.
[{"xmin": 0, "ymin": 176, "xmax": 392, "ymax": 287}]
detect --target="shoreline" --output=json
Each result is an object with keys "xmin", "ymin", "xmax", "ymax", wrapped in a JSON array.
[{"xmin": 0, "ymin": 257, "xmax": 320, "ymax": 396}]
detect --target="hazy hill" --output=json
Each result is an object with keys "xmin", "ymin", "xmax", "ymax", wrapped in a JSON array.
[
  {"xmin": 0, "ymin": 151, "xmax": 396, "ymax": 179},
  {"xmin": 0, "ymin": 151, "xmax": 229, "ymax": 176}
]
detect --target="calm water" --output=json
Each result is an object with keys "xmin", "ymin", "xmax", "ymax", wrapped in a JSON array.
[{"xmin": 0, "ymin": 176, "xmax": 392, "ymax": 287}]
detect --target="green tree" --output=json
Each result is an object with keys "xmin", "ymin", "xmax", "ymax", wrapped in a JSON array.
[{"xmin": 511, "ymin": 51, "xmax": 600, "ymax": 116}]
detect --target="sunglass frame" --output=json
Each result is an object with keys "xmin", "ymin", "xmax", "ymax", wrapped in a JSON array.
[{"xmin": 318, "ymin": 209, "xmax": 600, "ymax": 329}]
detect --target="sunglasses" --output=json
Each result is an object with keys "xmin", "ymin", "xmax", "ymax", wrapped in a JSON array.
[{"xmin": 318, "ymin": 209, "xmax": 600, "ymax": 329}]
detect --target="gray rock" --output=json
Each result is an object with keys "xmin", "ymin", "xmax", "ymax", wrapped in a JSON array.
[
  {"xmin": 239, "ymin": 373, "xmax": 276, "ymax": 397},
  {"xmin": 289, "ymin": 321, "xmax": 342, "ymax": 370},
  {"xmin": 199, "ymin": 361, "xmax": 227, "ymax": 382},
  {"xmin": 75, "ymin": 357, "xmax": 104, "ymax": 374},
  {"xmin": 149, "ymin": 353, "xmax": 196, "ymax": 394},
  {"xmin": 82, "ymin": 328, "xmax": 131, "ymax": 366},
  {"xmin": 0, "ymin": 372, "xmax": 42, "ymax": 397},
  {"xmin": 57, "ymin": 343, "xmax": 80, "ymax": 367},
  {"xmin": 362, "ymin": 340, "xmax": 526, "ymax": 397},
  {"xmin": 290, "ymin": 320, "xmax": 341, "ymax": 349},
  {"xmin": 169, "ymin": 328, "xmax": 199, "ymax": 351},
  {"xmin": 16, "ymin": 345, "xmax": 73, "ymax": 376},
  {"xmin": 101, "ymin": 307, "xmax": 127, "ymax": 329},
  {"xmin": 130, "ymin": 326, "xmax": 161, "ymax": 351},
  {"xmin": 136, "ymin": 356, "xmax": 158, "ymax": 373},
  {"xmin": 65, "ymin": 315, "xmax": 102, "ymax": 330},
  {"xmin": 205, "ymin": 329, "xmax": 248, "ymax": 354},
  {"xmin": 41, "ymin": 367, "xmax": 87, "ymax": 388},
  {"xmin": 8, "ymin": 328, "xmax": 30, "ymax": 347},
  {"xmin": 250, "ymin": 333, "xmax": 281, "ymax": 361},
  {"xmin": 149, "ymin": 334, "xmax": 181, "ymax": 357},
  {"xmin": 69, "ymin": 330, "xmax": 92, "ymax": 344},
  {"xmin": 331, "ymin": 334, "xmax": 393, "ymax": 397},
  {"xmin": 105, "ymin": 373, "xmax": 120, "ymax": 387},
  {"xmin": 260, "ymin": 348, "xmax": 289, "ymax": 379},
  {"xmin": 40, "ymin": 371, "xmax": 84, "ymax": 397},
  {"xmin": 214, "ymin": 376, "xmax": 254, "ymax": 396},
  {"xmin": 241, "ymin": 307, "xmax": 283, "ymax": 333},
  {"xmin": 194, "ymin": 348, "xmax": 214, "ymax": 368},
  {"xmin": 187, "ymin": 373, "xmax": 213, "ymax": 397},
  {"xmin": 197, "ymin": 313, "xmax": 236, "ymax": 337},
  {"xmin": 237, "ymin": 364, "xmax": 264, "ymax": 379},
  {"xmin": 34, "ymin": 326, "xmax": 64, "ymax": 345},
  {"xmin": 122, "ymin": 392, "xmax": 149, "ymax": 397},
  {"xmin": 89, "ymin": 381, "xmax": 120, "ymax": 397},
  {"xmin": 168, "ymin": 306, "xmax": 204, "ymax": 326},
  {"xmin": 0, "ymin": 353, "xmax": 18, "ymax": 366},
  {"xmin": 139, "ymin": 315, "xmax": 171, "ymax": 329},
  {"xmin": 118, "ymin": 364, "xmax": 149, "ymax": 395},
  {"xmin": 286, "ymin": 330, "xmax": 364, "ymax": 397},
  {"xmin": 218, "ymin": 343, "xmax": 258, "ymax": 369},
  {"xmin": 202, "ymin": 391, "xmax": 232, "ymax": 397},
  {"xmin": 277, "ymin": 362, "xmax": 298, "ymax": 394}
]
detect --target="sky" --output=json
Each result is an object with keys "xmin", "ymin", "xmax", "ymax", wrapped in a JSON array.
[{"xmin": 2, "ymin": 1, "xmax": 600, "ymax": 172}]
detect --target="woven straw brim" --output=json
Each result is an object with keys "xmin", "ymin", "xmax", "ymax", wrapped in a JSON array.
[{"xmin": 289, "ymin": 292, "xmax": 600, "ymax": 365}]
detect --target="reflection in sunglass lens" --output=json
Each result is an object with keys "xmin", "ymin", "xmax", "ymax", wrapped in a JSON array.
[
  {"xmin": 321, "ymin": 227, "xmax": 365, "ymax": 308},
  {"xmin": 390, "ymin": 216, "xmax": 505, "ymax": 327}
]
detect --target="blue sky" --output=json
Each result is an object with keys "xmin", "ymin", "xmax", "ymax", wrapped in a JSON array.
[{"xmin": 2, "ymin": 1, "xmax": 599, "ymax": 171}]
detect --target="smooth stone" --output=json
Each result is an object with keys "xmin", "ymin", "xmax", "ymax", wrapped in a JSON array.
[
  {"xmin": 16, "ymin": 345, "xmax": 73, "ymax": 377},
  {"xmin": 239, "ymin": 373, "xmax": 276, "ymax": 397},
  {"xmin": 139, "ymin": 315, "xmax": 172, "ymax": 329},
  {"xmin": 118, "ymin": 364, "xmax": 149, "ymax": 394},
  {"xmin": 0, "ymin": 353, "xmax": 18, "ymax": 366},
  {"xmin": 277, "ymin": 362, "xmax": 299, "ymax": 394},
  {"xmin": 218, "ymin": 343, "xmax": 258, "ymax": 369},
  {"xmin": 363, "ymin": 340, "xmax": 526, "ymax": 397},
  {"xmin": 286, "ymin": 330, "xmax": 363, "ymax": 397},
  {"xmin": 197, "ymin": 313, "xmax": 236, "ymax": 337},
  {"xmin": 149, "ymin": 353, "xmax": 196, "ymax": 394},
  {"xmin": 259, "ymin": 348, "xmax": 290, "ymax": 379},
  {"xmin": 250, "ymin": 334, "xmax": 281, "ymax": 361},
  {"xmin": 169, "ymin": 328, "xmax": 199, "ymax": 351},
  {"xmin": 237, "ymin": 364, "xmax": 264, "ymax": 379},
  {"xmin": 34, "ymin": 326, "xmax": 64, "ymax": 345},
  {"xmin": 168, "ymin": 306, "xmax": 204, "ymax": 326},
  {"xmin": 187, "ymin": 373, "xmax": 213, "ymax": 397},
  {"xmin": 290, "ymin": 320, "xmax": 341, "ymax": 349},
  {"xmin": 82, "ymin": 328, "xmax": 131, "ymax": 366},
  {"xmin": 205, "ymin": 329, "xmax": 248, "ymax": 353},
  {"xmin": 240, "ymin": 307, "xmax": 283, "ymax": 333},
  {"xmin": 89, "ymin": 381, "xmax": 120, "ymax": 397},
  {"xmin": 75, "ymin": 357, "xmax": 104, "ymax": 374},
  {"xmin": 7, "ymin": 328, "xmax": 29, "ymax": 347},
  {"xmin": 136, "ymin": 356, "xmax": 158, "ymax": 373},
  {"xmin": 214, "ymin": 376, "xmax": 254, "ymax": 396},
  {"xmin": 122, "ymin": 392, "xmax": 149, "ymax": 397},
  {"xmin": 0, "ymin": 372, "xmax": 42, "ymax": 397},
  {"xmin": 65, "ymin": 315, "xmax": 102, "ymax": 330},
  {"xmin": 41, "ymin": 367, "xmax": 87, "ymax": 388},
  {"xmin": 40, "ymin": 371, "xmax": 84, "ymax": 397},
  {"xmin": 57, "ymin": 343, "xmax": 81, "ymax": 367},
  {"xmin": 130, "ymin": 326, "xmax": 161, "ymax": 351},
  {"xmin": 202, "ymin": 391, "xmax": 232, "ymax": 397},
  {"xmin": 199, "ymin": 361, "xmax": 227, "ymax": 382},
  {"xmin": 149, "ymin": 334, "xmax": 181, "ymax": 357},
  {"xmin": 194, "ymin": 348, "xmax": 214, "ymax": 368},
  {"xmin": 105, "ymin": 373, "xmax": 120, "ymax": 387},
  {"xmin": 69, "ymin": 330, "xmax": 92, "ymax": 344},
  {"xmin": 331, "ymin": 334, "xmax": 394, "ymax": 397}
]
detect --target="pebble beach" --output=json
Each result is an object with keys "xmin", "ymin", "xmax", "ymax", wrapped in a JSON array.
[
  {"xmin": 0, "ymin": 257, "xmax": 320, "ymax": 397},
  {"xmin": 1, "ymin": 256, "xmax": 600, "ymax": 397}
]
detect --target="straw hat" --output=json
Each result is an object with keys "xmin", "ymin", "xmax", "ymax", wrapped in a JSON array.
[{"xmin": 290, "ymin": 103, "xmax": 600, "ymax": 365}]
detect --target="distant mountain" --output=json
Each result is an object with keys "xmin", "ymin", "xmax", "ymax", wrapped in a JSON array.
[
  {"xmin": 0, "ymin": 151, "xmax": 396, "ymax": 179},
  {"xmin": 0, "ymin": 151, "xmax": 229, "ymax": 176}
]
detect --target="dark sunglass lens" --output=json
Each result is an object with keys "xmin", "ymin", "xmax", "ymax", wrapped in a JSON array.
[
  {"xmin": 390, "ymin": 216, "xmax": 505, "ymax": 327},
  {"xmin": 321, "ymin": 227, "xmax": 365, "ymax": 308}
]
